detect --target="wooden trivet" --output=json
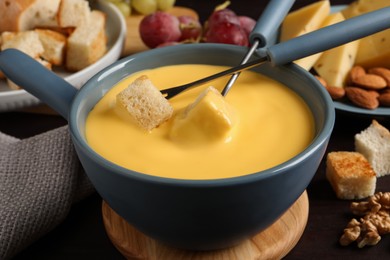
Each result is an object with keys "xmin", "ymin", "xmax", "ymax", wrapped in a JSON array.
[{"xmin": 102, "ymin": 191, "xmax": 308, "ymax": 259}]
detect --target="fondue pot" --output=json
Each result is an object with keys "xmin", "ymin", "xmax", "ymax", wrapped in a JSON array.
[{"xmin": 0, "ymin": 7, "xmax": 389, "ymax": 250}]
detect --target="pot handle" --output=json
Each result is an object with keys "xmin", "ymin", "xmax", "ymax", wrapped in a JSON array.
[{"xmin": 0, "ymin": 49, "xmax": 77, "ymax": 121}]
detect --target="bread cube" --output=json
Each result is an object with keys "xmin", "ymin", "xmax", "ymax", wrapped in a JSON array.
[
  {"xmin": 116, "ymin": 75, "xmax": 173, "ymax": 131},
  {"xmin": 1, "ymin": 31, "xmax": 44, "ymax": 58},
  {"xmin": 326, "ymin": 151, "xmax": 376, "ymax": 200},
  {"xmin": 35, "ymin": 29, "xmax": 66, "ymax": 66},
  {"xmin": 57, "ymin": 0, "xmax": 91, "ymax": 28},
  {"xmin": 66, "ymin": 10, "xmax": 107, "ymax": 71},
  {"xmin": 355, "ymin": 120, "xmax": 390, "ymax": 177}
]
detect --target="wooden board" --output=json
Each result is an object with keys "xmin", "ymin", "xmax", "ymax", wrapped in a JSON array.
[
  {"xmin": 102, "ymin": 191, "xmax": 309, "ymax": 259},
  {"xmin": 123, "ymin": 6, "xmax": 199, "ymax": 56}
]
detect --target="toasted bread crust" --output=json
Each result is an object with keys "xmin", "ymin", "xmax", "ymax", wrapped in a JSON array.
[
  {"xmin": 0, "ymin": 0, "xmax": 60, "ymax": 32},
  {"xmin": 57, "ymin": 0, "xmax": 91, "ymax": 28},
  {"xmin": 116, "ymin": 75, "xmax": 173, "ymax": 131},
  {"xmin": 326, "ymin": 151, "xmax": 376, "ymax": 200},
  {"xmin": 35, "ymin": 29, "xmax": 67, "ymax": 65},
  {"xmin": 66, "ymin": 10, "xmax": 106, "ymax": 71}
]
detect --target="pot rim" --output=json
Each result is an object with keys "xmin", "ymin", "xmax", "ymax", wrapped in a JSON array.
[{"xmin": 70, "ymin": 43, "xmax": 335, "ymax": 187}]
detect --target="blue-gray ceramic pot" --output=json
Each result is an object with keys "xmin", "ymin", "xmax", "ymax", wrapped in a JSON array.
[{"xmin": 0, "ymin": 44, "xmax": 334, "ymax": 250}]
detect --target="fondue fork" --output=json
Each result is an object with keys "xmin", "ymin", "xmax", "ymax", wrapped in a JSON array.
[
  {"xmin": 221, "ymin": 0, "xmax": 296, "ymax": 96},
  {"xmin": 161, "ymin": 6, "xmax": 390, "ymax": 100}
]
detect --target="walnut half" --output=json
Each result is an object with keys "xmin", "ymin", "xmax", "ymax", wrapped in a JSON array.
[{"xmin": 340, "ymin": 192, "xmax": 390, "ymax": 248}]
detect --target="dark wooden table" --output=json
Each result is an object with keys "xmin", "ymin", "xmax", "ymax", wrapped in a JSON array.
[{"xmin": 2, "ymin": 0, "xmax": 390, "ymax": 259}]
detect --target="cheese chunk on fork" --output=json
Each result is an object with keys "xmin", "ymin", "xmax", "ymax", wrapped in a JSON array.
[{"xmin": 170, "ymin": 86, "xmax": 237, "ymax": 145}]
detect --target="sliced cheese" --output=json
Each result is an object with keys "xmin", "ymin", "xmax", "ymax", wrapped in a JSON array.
[
  {"xmin": 169, "ymin": 86, "xmax": 237, "ymax": 145},
  {"xmin": 314, "ymin": 37, "xmax": 360, "ymax": 87},
  {"xmin": 280, "ymin": 0, "xmax": 330, "ymax": 42},
  {"xmin": 341, "ymin": 1, "xmax": 360, "ymax": 19},
  {"xmin": 355, "ymin": 30, "xmax": 390, "ymax": 68},
  {"xmin": 341, "ymin": 0, "xmax": 390, "ymax": 69},
  {"xmin": 279, "ymin": 0, "xmax": 330, "ymax": 70},
  {"xmin": 295, "ymin": 11, "xmax": 344, "ymax": 70},
  {"xmin": 342, "ymin": 0, "xmax": 390, "ymax": 19}
]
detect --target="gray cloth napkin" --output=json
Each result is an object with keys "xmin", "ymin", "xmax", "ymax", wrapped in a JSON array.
[{"xmin": 0, "ymin": 126, "xmax": 95, "ymax": 259}]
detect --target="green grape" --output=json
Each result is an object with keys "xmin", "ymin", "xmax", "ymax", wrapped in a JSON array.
[
  {"xmin": 156, "ymin": 0, "xmax": 176, "ymax": 11},
  {"xmin": 132, "ymin": 0, "xmax": 157, "ymax": 15},
  {"xmin": 114, "ymin": 1, "xmax": 131, "ymax": 17}
]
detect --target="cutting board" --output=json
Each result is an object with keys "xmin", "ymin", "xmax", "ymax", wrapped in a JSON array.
[
  {"xmin": 123, "ymin": 6, "xmax": 199, "ymax": 56},
  {"xmin": 102, "ymin": 191, "xmax": 308, "ymax": 259}
]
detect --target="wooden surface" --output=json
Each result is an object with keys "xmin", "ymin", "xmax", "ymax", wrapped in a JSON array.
[
  {"xmin": 102, "ymin": 192, "xmax": 308, "ymax": 260},
  {"xmin": 3, "ymin": 0, "xmax": 390, "ymax": 259}
]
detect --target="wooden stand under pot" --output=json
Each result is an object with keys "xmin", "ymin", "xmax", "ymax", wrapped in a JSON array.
[{"xmin": 102, "ymin": 191, "xmax": 308, "ymax": 259}]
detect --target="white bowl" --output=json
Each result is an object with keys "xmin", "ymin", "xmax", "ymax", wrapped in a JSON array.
[{"xmin": 0, "ymin": 0, "xmax": 126, "ymax": 112}]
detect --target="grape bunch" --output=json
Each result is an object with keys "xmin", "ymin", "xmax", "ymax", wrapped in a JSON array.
[
  {"xmin": 139, "ymin": 3, "xmax": 256, "ymax": 49},
  {"xmin": 203, "ymin": 8, "xmax": 256, "ymax": 46},
  {"xmin": 105, "ymin": 0, "xmax": 176, "ymax": 17},
  {"xmin": 139, "ymin": 12, "xmax": 202, "ymax": 48}
]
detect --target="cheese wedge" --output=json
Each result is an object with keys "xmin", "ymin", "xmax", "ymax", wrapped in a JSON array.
[
  {"xmin": 280, "ymin": 0, "xmax": 330, "ymax": 70},
  {"xmin": 342, "ymin": 0, "xmax": 390, "ymax": 19},
  {"xmin": 341, "ymin": 0, "xmax": 390, "ymax": 69},
  {"xmin": 355, "ymin": 31, "xmax": 390, "ymax": 68},
  {"xmin": 341, "ymin": 1, "xmax": 360, "ymax": 19},
  {"xmin": 314, "ymin": 17, "xmax": 360, "ymax": 88},
  {"xmin": 169, "ymin": 86, "xmax": 237, "ymax": 145},
  {"xmin": 280, "ymin": 0, "xmax": 330, "ymax": 41},
  {"xmin": 295, "ymin": 11, "xmax": 343, "ymax": 70}
]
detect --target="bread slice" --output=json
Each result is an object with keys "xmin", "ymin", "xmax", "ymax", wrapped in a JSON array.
[
  {"xmin": 65, "ymin": 10, "xmax": 107, "ymax": 71},
  {"xmin": 57, "ymin": 0, "xmax": 91, "ymax": 28},
  {"xmin": 0, "ymin": 30, "xmax": 53, "ymax": 89},
  {"xmin": 116, "ymin": 75, "xmax": 173, "ymax": 131},
  {"xmin": 326, "ymin": 151, "xmax": 376, "ymax": 200},
  {"xmin": 1, "ymin": 31, "xmax": 44, "ymax": 58},
  {"xmin": 355, "ymin": 120, "xmax": 390, "ymax": 177},
  {"xmin": 35, "ymin": 29, "xmax": 67, "ymax": 66},
  {"xmin": 0, "ymin": 0, "xmax": 60, "ymax": 32}
]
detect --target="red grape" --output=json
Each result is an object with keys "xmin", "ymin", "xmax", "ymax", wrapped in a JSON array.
[
  {"xmin": 238, "ymin": 16, "xmax": 256, "ymax": 38},
  {"xmin": 178, "ymin": 15, "xmax": 202, "ymax": 42},
  {"xmin": 202, "ymin": 7, "xmax": 250, "ymax": 46},
  {"xmin": 203, "ymin": 22, "xmax": 248, "ymax": 46},
  {"xmin": 139, "ymin": 11, "xmax": 181, "ymax": 48},
  {"xmin": 207, "ymin": 9, "xmax": 240, "ymax": 30}
]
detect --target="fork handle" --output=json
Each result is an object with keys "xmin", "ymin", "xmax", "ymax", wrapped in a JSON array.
[{"xmin": 249, "ymin": 0, "xmax": 295, "ymax": 47}]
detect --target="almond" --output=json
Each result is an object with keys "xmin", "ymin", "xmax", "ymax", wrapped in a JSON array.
[
  {"xmin": 315, "ymin": 75, "xmax": 327, "ymax": 87},
  {"xmin": 379, "ymin": 92, "xmax": 390, "ymax": 107},
  {"xmin": 352, "ymin": 74, "xmax": 387, "ymax": 90},
  {"xmin": 326, "ymin": 85, "xmax": 345, "ymax": 99},
  {"xmin": 348, "ymin": 66, "xmax": 366, "ymax": 84},
  {"xmin": 368, "ymin": 67, "xmax": 390, "ymax": 87},
  {"xmin": 368, "ymin": 90, "xmax": 380, "ymax": 99},
  {"xmin": 345, "ymin": 87, "xmax": 379, "ymax": 110}
]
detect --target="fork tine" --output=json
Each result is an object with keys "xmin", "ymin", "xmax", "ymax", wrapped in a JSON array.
[{"xmin": 161, "ymin": 85, "xmax": 188, "ymax": 99}]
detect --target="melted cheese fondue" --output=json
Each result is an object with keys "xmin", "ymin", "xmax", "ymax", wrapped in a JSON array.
[{"xmin": 85, "ymin": 64, "xmax": 315, "ymax": 180}]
